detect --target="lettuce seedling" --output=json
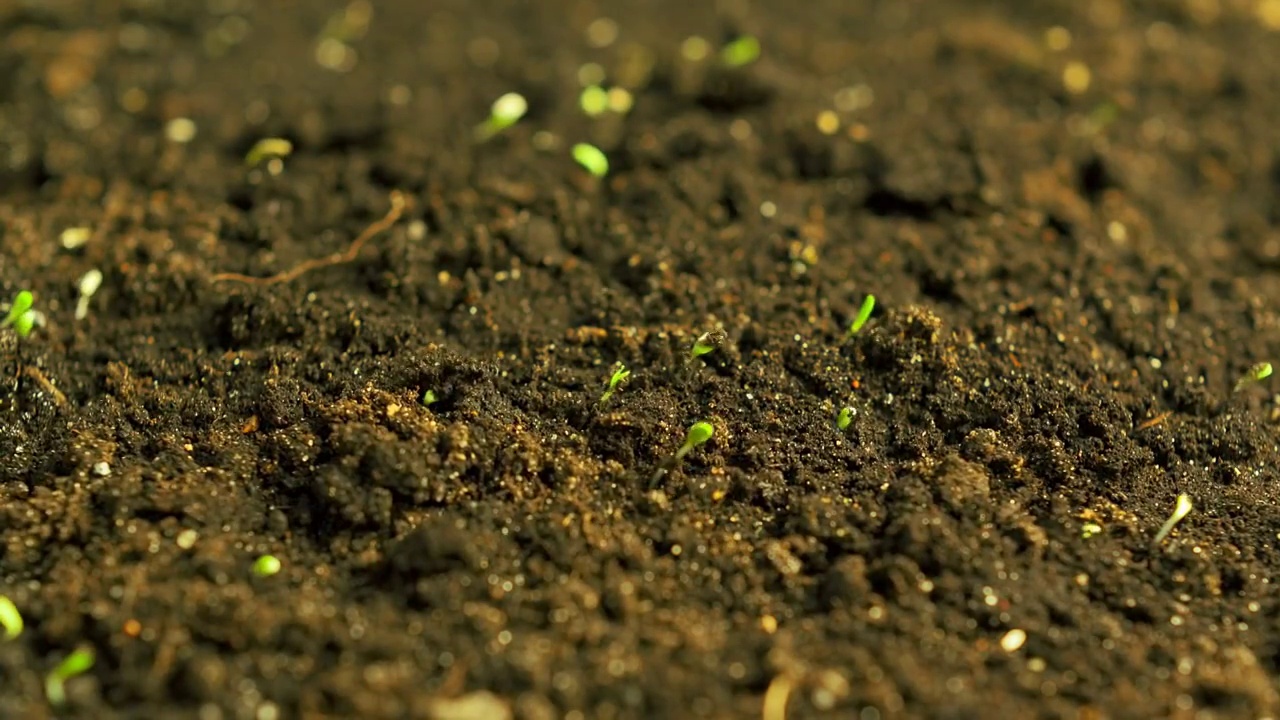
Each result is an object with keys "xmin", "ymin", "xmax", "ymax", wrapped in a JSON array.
[
  {"xmin": 848, "ymin": 294, "xmax": 875, "ymax": 337},
  {"xmin": 599, "ymin": 364, "xmax": 631, "ymax": 405},
  {"xmin": 45, "ymin": 646, "xmax": 94, "ymax": 706}
]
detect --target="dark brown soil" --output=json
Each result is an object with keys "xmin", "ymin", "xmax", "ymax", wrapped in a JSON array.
[{"xmin": 5, "ymin": 0, "xmax": 1280, "ymax": 718}]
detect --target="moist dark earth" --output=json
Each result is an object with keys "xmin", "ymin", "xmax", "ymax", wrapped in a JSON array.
[{"xmin": 4, "ymin": 0, "xmax": 1280, "ymax": 718}]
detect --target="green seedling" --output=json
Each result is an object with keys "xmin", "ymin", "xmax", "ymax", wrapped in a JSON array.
[
  {"xmin": 720, "ymin": 35, "xmax": 761, "ymax": 68},
  {"xmin": 580, "ymin": 85, "xmax": 609, "ymax": 117},
  {"xmin": 848, "ymin": 294, "xmax": 876, "ymax": 337},
  {"xmin": 572, "ymin": 143, "xmax": 609, "ymax": 178},
  {"xmin": 690, "ymin": 329, "xmax": 726, "ymax": 362},
  {"xmin": 422, "ymin": 390, "xmax": 439, "ymax": 407},
  {"xmin": 2, "ymin": 291, "xmax": 35, "ymax": 337},
  {"xmin": 75, "ymin": 269, "xmax": 103, "ymax": 321},
  {"xmin": 599, "ymin": 364, "xmax": 631, "ymax": 405},
  {"xmin": 252, "ymin": 554, "xmax": 282, "ymax": 577},
  {"xmin": 1153, "ymin": 493, "xmax": 1193, "ymax": 545},
  {"xmin": 1234, "ymin": 362, "xmax": 1273, "ymax": 392},
  {"xmin": 244, "ymin": 137, "xmax": 293, "ymax": 167},
  {"xmin": 473, "ymin": 92, "xmax": 528, "ymax": 142},
  {"xmin": 836, "ymin": 406, "xmax": 855, "ymax": 431},
  {"xmin": 0, "ymin": 596, "xmax": 22, "ymax": 640},
  {"xmin": 45, "ymin": 646, "xmax": 94, "ymax": 706},
  {"xmin": 1081, "ymin": 522, "xmax": 1103, "ymax": 539},
  {"xmin": 675, "ymin": 421, "xmax": 714, "ymax": 460},
  {"xmin": 651, "ymin": 421, "xmax": 716, "ymax": 485}
]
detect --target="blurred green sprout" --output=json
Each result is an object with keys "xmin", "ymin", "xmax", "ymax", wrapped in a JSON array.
[
  {"xmin": 720, "ymin": 35, "xmax": 761, "ymax": 68},
  {"xmin": 252, "ymin": 554, "xmax": 282, "ymax": 577},
  {"xmin": 836, "ymin": 406, "xmax": 855, "ymax": 431},
  {"xmin": 580, "ymin": 85, "xmax": 609, "ymax": 117},
  {"xmin": 1234, "ymin": 362, "xmax": 1273, "ymax": 392},
  {"xmin": 45, "ymin": 646, "xmax": 94, "ymax": 706},
  {"xmin": 422, "ymin": 390, "xmax": 439, "ymax": 407},
  {"xmin": 474, "ymin": 92, "xmax": 528, "ymax": 142},
  {"xmin": 244, "ymin": 137, "xmax": 293, "ymax": 167},
  {"xmin": 0, "ymin": 596, "xmax": 22, "ymax": 640},
  {"xmin": 572, "ymin": 143, "xmax": 609, "ymax": 178}
]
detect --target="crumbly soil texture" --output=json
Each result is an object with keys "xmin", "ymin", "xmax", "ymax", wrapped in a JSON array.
[{"xmin": 5, "ymin": 1, "xmax": 1280, "ymax": 718}]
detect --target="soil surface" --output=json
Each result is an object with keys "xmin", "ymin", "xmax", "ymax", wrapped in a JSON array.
[{"xmin": 4, "ymin": 0, "xmax": 1280, "ymax": 718}]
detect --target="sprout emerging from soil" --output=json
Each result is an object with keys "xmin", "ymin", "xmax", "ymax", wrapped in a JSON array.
[
  {"xmin": 1233, "ymin": 362, "xmax": 1273, "ymax": 392},
  {"xmin": 1153, "ymin": 493, "xmax": 1193, "ymax": 545},
  {"xmin": 651, "ymin": 421, "xmax": 716, "ymax": 485},
  {"xmin": 45, "ymin": 646, "xmax": 94, "ymax": 706},
  {"xmin": 720, "ymin": 35, "xmax": 761, "ymax": 68},
  {"xmin": 572, "ymin": 143, "xmax": 609, "ymax": 178},
  {"xmin": 690, "ymin": 329, "xmax": 726, "ymax": 362},
  {"xmin": 836, "ymin": 406, "xmax": 855, "ymax": 431},
  {"xmin": 0, "ymin": 596, "xmax": 22, "ymax": 640},
  {"xmin": 422, "ymin": 390, "xmax": 439, "ymax": 407},
  {"xmin": 580, "ymin": 85, "xmax": 609, "ymax": 117},
  {"xmin": 848, "ymin": 295, "xmax": 876, "ymax": 337},
  {"xmin": 474, "ymin": 92, "xmax": 528, "ymax": 142},
  {"xmin": 2, "ymin": 291, "xmax": 36, "ymax": 337},
  {"xmin": 75, "ymin": 269, "xmax": 103, "ymax": 321},
  {"xmin": 599, "ymin": 364, "xmax": 631, "ymax": 405},
  {"xmin": 252, "ymin": 554, "xmax": 282, "ymax": 577},
  {"xmin": 244, "ymin": 137, "xmax": 294, "ymax": 167},
  {"xmin": 676, "ymin": 421, "xmax": 714, "ymax": 461}
]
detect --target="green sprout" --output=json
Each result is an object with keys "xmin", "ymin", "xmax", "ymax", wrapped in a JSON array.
[
  {"xmin": 1153, "ymin": 493, "xmax": 1193, "ymax": 545},
  {"xmin": 0, "ymin": 596, "xmax": 22, "ymax": 640},
  {"xmin": 690, "ymin": 329, "xmax": 726, "ymax": 362},
  {"xmin": 848, "ymin": 294, "xmax": 876, "ymax": 337},
  {"xmin": 252, "ymin": 554, "xmax": 282, "ymax": 577},
  {"xmin": 580, "ymin": 85, "xmax": 610, "ymax": 117},
  {"xmin": 1234, "ymin": 362, "xmax": 1273, "ymax": 392},
  {"xmin": 675, "ymin": 421, "xmax": 714, "ymax": 461},
  {"xmin": 720, "ymin": 35, "xmax": 761, "ymax": 68},
  {"xmin": 2, "ymin": 291, "xmax": 35, "ymax": 337},
  {"xmin": 422, "ymin": 390, "xmax": 439, "ymax": 407},
  {"xmin": 1081, "ymin": 522, "xmax": 1103, "ymax": 539},
  {"xmin": 836, "ymin": 406, "xmax": 855, "ymax": 431},
  {"xmin": 244, "ymin": 137, "xmax": 293, "ymax": 167},
  {"xmin": 473, "ymin": 92, "xmax": 528, "ymax": 142},
  {"xmin": 599, "ymin": 364, "xmax": 631, "ymax": 405},
  {"xmin": 45, "ymin": 646, "xmax": 94, "ymax": 706},
  {"xmin": 572, "ymin": 143, "xmax": 609, "ymax": 178},
  {"xmin": 651, "ymin": 421, "xmax": 716, "ymax": 485}
]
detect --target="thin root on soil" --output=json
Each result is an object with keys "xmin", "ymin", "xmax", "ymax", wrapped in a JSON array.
[{"xmin": 211, "ymin": 190, "xmax": 408, "ymax": 285}]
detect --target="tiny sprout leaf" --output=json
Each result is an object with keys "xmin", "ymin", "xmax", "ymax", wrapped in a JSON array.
[
  {"xmin": 580, "ymin": 85, "xmax": 610, "ymax": 116},
  {"xmin": 422, "ymin": 390, "xmax": 439, "ymax": 407},
  {"xmin": 836, "ymin": 406, "xmax": 855, "ymax": 431},
  {"xmin": 252, "ymin": 554, "xmax": 282, "ymax": 577},
  {"xmin": 690, "ymin": 329, "xmax": 726, "ymax": 361},
  {"xmin": 720, "ymin": 35, "xmax": 761, "ymax": 68},
  {"xmin": 1234, "ymin": 362, "xmax": 1273, "ymax": 392},
  {"xmin": 599, "ymin": 364, "xmax": 631, "ymax": 405},
  {"xmin": 572, "ymin": 143, "xmax": 609, "ymax": 178},
  {"xmin": 848, "ymin": 294, "xmax": 876, "ymax": 337},
  {"xmin": 1152, "ymin": 493, "xmax": 1193, "ymax": 545},
  {"xmin": 46, "ymin": 646, "xmax": 94, "ymax": 706},
  {"xmin": 474, "ymin": 92, "xmax": 529, "ymax": 142},
  {"xmin": 3, "ymin": 291, "xmax": 33, "ymax": 326},
  {"xmin": 0, "ymin": 596, "xmax": 22, "ymax": 640},
  {"xmin": 675, "ymin": 421, "xmax": 714, "ymax": 461},
  {"xmin": 244, "ymin": 138, "xmax": 293, "ymax": 167}
]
